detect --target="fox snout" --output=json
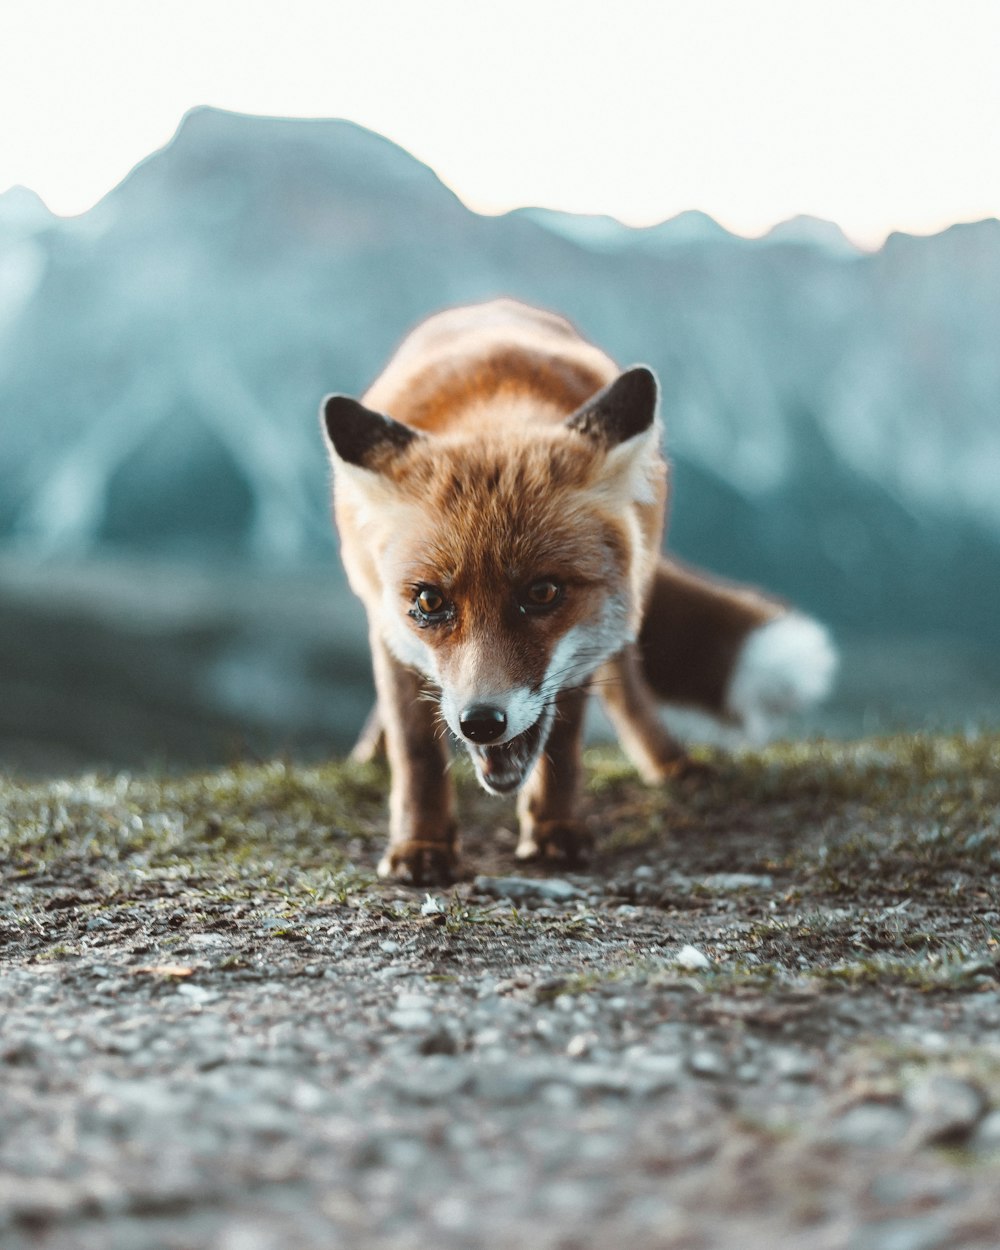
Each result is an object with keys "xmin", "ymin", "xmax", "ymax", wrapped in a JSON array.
[
  {"xmin": 440, "ymin": 683, "xmax": 545, "ymax": 747},
  {"xmin": 458, "ymin": 705, "xmax": 509, "ymax": 743},
  {"xmin": 437, "ymin": 682, "xmax": 552, "ymax": 795}
]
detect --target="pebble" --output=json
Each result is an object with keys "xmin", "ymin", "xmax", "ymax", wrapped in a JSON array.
[
  {"xmin": 473, "ymin": 1060, "xmax": 557, "ymax": 1104},
  {"xmin": 473, "ymin": 876, "xmax": 583, "ymax": 904},
  {"xmin": 566, "ymin": 1064, "xmax": 633, "ymax": 1095},
  {"xmin": 388, "ymin": 1008, "xmax": 434, "ymax": 1032},
  {"xmin": 903, "ymin": 1074, "xmax": 985, "ymax": 1145},
  {"xmin": 772, "ymin": 1047, "xmax": 819, "ymax": 1080},
  {"xmin": 674, "ymin": 945, "xmax": 712, "ymax": 971},
  {"xmin": 971, "ymin": 1107, "xmax": 1000, "ymax": 1153},
  {"xmin": 688, "ymin": 1048, "xmax": 728, "ymax": 1079},
  {"xmin": 387, "ymin": 1056, "xmax": 469, "ymax": 1103},
  {"xmin": 828, "ymin": 1102, "xmax": 910, "ymax": 1148},
  {"xmin": 699, "ymin": 873, "xmax": 774, "ymax": 891},
  {"xmin": 850, "ymin": 1215, "xmax": 952, "ymax": 1250}
]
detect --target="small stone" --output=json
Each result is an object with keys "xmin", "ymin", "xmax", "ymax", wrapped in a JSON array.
[
  {"xmin": 633, "ymin": 866, "xmax": 655, "ymax": 881},
  {"xmin": 851, "ymin": 1215, "xmax": 952, "ymax": 1250},
  {"xmin": 387, "ymin": 1055, "xmax": 469, "ymax": 1103},
  {"xmin": 388, "ymin": 1008, "xmax": 434, "ymax": 1031},
  {"xmin": 699, "ymin": 873, "xmax": 774, "ymax": 892},
  {"xmin": 829, "ymin": 1102, "xmax": 910, "ymax": 1148},
  {"xmin": 688, "ymin": 1048, "xmax": 728, "ymax": 1078},
  {"xmin": 674, "ymin": 945, "xmax": 711, "ymax": 971},
  {"xmin": 903, "ymin": 1074, "xmax": 985, "ymax": 1145},
  {"xmin": 473, "ymin": 876, "xmax": 583, "ymax": 904},
  {"xmin": 971, "ymin": 1108, "xmax": 1000, "ymax": 1153},
  {"xmin": 566, "ymin": 1063, "xmax": 632, "ymax": 1095},
  {"xmin": 474, "ymin": 1060, "xmax": 557, "ymax": 1104},
  {"xmin": 633, "ymin": 1053, "xmax": 685, "ymax": 1093},
  {"xmin": 379, "ymin": 940, "xmax": 401, "ymax": 954},
  {"xmin": 772, "ymin": 1047, "xmax": 819, "ymax": 1080},
  {"xmin": 420, "ymin": 894, "xmax": 445, "ymax": 916}
]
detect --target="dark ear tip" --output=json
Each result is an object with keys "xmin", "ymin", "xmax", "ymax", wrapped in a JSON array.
[
  {"xmin": 321, "ymin": 393, "xmax": 354, "ymax": 436},
  {"xmin": 621, "ymin": 365, "xmax": 659, "ymax": 401},
  {"xmin": 321, "ymin": 393, "xmax": 419, "ymax": 468}
]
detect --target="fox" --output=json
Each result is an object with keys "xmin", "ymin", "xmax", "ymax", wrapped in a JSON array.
[{"xmin": 321, "ymin": 299, "xmax": 836, "ymax": 885}]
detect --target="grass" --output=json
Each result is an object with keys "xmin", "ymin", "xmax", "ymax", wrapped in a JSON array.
[{"xmin": 1, "ymin": 732, "xmax": 999, "ymax": 985}]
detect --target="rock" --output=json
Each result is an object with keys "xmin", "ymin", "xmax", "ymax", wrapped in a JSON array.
[
  {"xmin": 388, "ymin": 1008, "xmax": 434, "ymax": 1031},
  {"xmin": 829, "ymin": 1102, "xmax": 910, "ymax": 1148},
  {"xmin": 772, "ymin": 1047, "xmax": 819, "ymax": 1080},
  {"xmin": 903, "ymin": 1074, "xmax": 985, "ymax": 1145},
  {"xmin": 971, "ymin": 1108, "xmax": 1000, "ymax": 1153},
  {"xmin": 688, "ymin": 1048, "xmax": 728, "ymax": 1078},
  {"xmin": 699, "ymin": 873, "xmax": 774, "ymax": 891},
  {"xmin": 674, "ymin": 945, "xmax": 712, "ymax": 971},
  {"xmin": 473, "ymin": 876, "xmax": 583, "ymax": 904},
  {"xmin": 566, "ymin": 1063, "xmax": 633, "ymax": 1095},
  {"xmin": 632, "ymin": 1052, "xmax": 685, "ymax": 1094},
  {"xmin": 850, "ymin": 1215, "xmax": 952, "ymax": 1250},
  {"xmin": 473, "ymin": 1060, "xmax": 559, "ymax": 1104},
  {"xmin": 387, "ymin": 1055, "xmax": 469, "ymax": 1103}
]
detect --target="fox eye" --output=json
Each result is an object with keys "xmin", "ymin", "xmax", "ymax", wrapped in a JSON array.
[
  {"xmin": 410, "ymin": 584, "xmax": 451, "ymax": 626},
  {"xmin": 417, "ymin": 587, "xmax": 444, "ymax": 614},
  {"xmin": 520, "ymin": 579, "xmax": 563, "ymax": 614}
]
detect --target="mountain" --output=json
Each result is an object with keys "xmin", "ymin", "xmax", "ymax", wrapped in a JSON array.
[{"xmin": 1, "ymin": 106, "xmax": 998, "ymax": 640}]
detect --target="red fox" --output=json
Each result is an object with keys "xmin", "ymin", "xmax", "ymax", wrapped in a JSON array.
[{"xmin": 322, "ymin": 300, "xmax": 835, "ymax": 884}]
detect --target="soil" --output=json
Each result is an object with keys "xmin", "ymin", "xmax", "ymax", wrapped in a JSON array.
[{"xmin": 2, "ymin": 734, "xmax": 1000, "ymax": 1249}]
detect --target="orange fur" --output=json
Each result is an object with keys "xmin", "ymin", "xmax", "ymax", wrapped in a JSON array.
[{"xmin": 322, "ymin": 300, "xmax": 828, "ymax": 884}]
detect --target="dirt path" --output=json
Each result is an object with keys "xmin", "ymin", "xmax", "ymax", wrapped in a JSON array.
[{"xmin": 2, "ymin": 735, "xmax": 999, "ymax": 1249}]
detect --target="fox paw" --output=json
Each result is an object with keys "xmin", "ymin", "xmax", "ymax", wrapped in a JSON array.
[
  {"xmin": 515, "ymin": 821, "xmax": 593, "ymax": 867},
  {"xmin": 656, "ymin": 755, "xmax": 714, "ymax": 786},
  {"xmin": 377, "ymin": 839, "xmax": 458, "ymax": 886}
]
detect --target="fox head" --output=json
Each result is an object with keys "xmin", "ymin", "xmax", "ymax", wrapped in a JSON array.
[{"xmin": 322, "ymin": 369, "xmax": 666, "ymax": 794}]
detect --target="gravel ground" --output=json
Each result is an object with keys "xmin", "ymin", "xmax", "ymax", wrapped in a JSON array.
[{"xmin": 2, "ymin": 737, "xmax": 1000, "ymax": 1249}]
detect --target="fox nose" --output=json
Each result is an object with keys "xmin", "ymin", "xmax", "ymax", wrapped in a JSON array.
[{"xmin": 459, "ymin": 705, "xmax": 507, "ymax": 743}]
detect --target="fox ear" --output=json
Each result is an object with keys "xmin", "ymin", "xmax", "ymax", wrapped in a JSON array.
[
  {"xmin": 322, "ymin": 395, "xmax": 420, "ymax": 470},
  {"xmin": 565, "ymin": 366, "xmax": 659, "ymax": 446}
]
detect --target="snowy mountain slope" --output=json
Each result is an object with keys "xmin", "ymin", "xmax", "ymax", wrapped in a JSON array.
[{"xmin": 1, "ymin": 107, "xmax": 998, "ymax": 637}]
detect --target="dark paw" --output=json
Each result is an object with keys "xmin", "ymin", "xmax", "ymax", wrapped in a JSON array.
[
  {"xmin": 515, "ymin": 821, "xmax": 593, "ymax": 868},
  {"xmin": 377, "ymin": 840, "xmax": 457, "ymax": 886}
]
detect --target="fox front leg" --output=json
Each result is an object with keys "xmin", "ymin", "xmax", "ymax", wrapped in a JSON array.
[
  {"xmin": 515, "ymin": 686, "xmax": 593, "ymax": 866},
  {"xmin": 597, "ymin": 645, "xmax": 703, "ymax": 783},
  {"xmin": 369, "ymin": 635, "xmax": 458, "ymax": 885}
]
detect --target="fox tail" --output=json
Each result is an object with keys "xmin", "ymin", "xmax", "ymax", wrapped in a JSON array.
[{"xmin": 637, "ymin": 558, "xmax": 837, "ymax": 743}]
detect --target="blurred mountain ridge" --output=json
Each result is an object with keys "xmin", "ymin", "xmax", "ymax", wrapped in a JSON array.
[{"xmin": 2, "ymin": 105, "xmax": 999, "ymax": 638}]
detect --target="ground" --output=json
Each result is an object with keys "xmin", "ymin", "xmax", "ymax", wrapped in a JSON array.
[{"xmin": 1, "ymin": 734, "xmax": 1000, "ymax": 1250}]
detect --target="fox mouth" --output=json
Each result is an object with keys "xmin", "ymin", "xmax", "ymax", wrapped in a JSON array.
[{"xmin": 467, "ymin": 712, "xmax": 551, "ymax": 795}]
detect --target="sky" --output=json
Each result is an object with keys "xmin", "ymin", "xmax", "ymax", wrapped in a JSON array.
[{"xmin": 1, "ymin": 0, "xmax": 999, "ymax": 248}]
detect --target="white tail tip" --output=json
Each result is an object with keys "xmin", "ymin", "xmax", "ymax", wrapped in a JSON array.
[{"xmin": 726, "ymin": 612, "xmax": 838, "ymax": 743}]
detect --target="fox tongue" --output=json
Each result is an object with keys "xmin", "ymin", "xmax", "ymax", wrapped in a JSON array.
[{"xmin": 477, "ymin": 745, "xmax": 511, "ymax": 778}]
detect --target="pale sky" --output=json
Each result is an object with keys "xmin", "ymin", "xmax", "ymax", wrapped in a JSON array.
[{"xmin": 1, "ymin": 0, "xmax": 998, "ymax": 248}]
